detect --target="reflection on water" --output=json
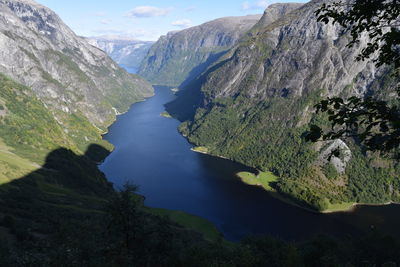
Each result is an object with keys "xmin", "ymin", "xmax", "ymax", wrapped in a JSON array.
[{"xmin": 99, "ymin": 87, "xmax": 400, "ymax": 241}]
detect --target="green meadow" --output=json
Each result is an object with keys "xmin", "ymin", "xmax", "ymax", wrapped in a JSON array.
[{"xmin": 237, "ymin": 171, "xmax": 278, "ymax": 192}]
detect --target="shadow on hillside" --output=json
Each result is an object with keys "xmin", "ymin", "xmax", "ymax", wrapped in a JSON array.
[
  {"xmin": 0, "ymin": 144, "xmax": 114, "ymax": 242},
  {"xmin": 165, "ymin": 57, "xmax": 232, "ymax": 122},
  {"xmin": 179, "ymin": 50, "xmax": 228, "ymax": 89},
  {"xmin": 0, "ymin": 144, "xmax": 208, "ymax": 266}
]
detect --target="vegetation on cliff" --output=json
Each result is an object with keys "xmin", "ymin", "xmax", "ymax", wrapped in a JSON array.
[{"xmin": 168, "ymin": 1, "xmax": 400, "ymax": 212}]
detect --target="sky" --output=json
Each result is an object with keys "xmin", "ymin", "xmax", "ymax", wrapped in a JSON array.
[{"xmin": 36, "ymin": 0, "xmax": 308, "ymax": 41}]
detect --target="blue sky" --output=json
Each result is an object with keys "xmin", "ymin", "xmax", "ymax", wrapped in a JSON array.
[{"xmin": 36, "ymin": 0, "xmax": 308, "ymax": 41}]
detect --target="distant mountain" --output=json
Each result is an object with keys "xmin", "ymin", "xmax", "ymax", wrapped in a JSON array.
[
  {"xmin": 87, "ymin": 37, "xmax": 154, "ymax": 73},
  {"xmin": 167, "ymin": 1, "xmax": 399, "ymax": 211},
  {"xmin": 138, "ymin": 14, "xmax": 263, "ymax": 87}
]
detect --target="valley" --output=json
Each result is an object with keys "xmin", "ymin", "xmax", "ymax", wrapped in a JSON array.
[
  {"xmin": 0, "ymin": 0, "xmax": 399, "ymax": 265},
  {"xmin": 100, "ymin": 86, "xmax": 400, "ymax": 241}
]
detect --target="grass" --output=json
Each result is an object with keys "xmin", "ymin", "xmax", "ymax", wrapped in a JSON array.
[
  {"xmin": 145, "ymin": 207, "xmax": 221, "ymax": 242},
  {"xmin": 160, "ymin": 111, "xmax": 172, "ymax": 118},
  {"xmin": 191, "ymin": 146, "xmax": 208, "ymax": 154},
  {"xmin": 238, "ymin": 170, "xmax": 358, "ymax": 213},
  {"xmin": 0, "ymin": 138, "xmax": 38, "ymax": 185},
  {"xmin": 237, "ymin": 171, "xmax": 278, "ymax": 192},
  {"xmin": 323, "ymin": 202, "xmax": 356, "ymax": 213}
]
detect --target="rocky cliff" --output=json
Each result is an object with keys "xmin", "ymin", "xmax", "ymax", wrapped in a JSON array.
[
  {"xmin": 169, "ymin": 1, "xmax": 399, "ymax": 210},
  {"xmin": 138, "ymin": 14, "xmax": 262, "ymax": 87},
  {"xmin": 0, "ymin": 0, "xmax": 153, "ymax": 130},
  {"xmin": 87, "ymin": 37, "xmax": 154, "ymax": 73}
]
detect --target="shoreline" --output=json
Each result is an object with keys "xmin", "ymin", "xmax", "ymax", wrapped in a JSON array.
[
  {"xmin": 190, "ymin": 146, "xmax": 229, "ymax": 160},
  {"xmin": 190, "ymin": 146, "xmax": 399, "ymax": 214},
  {"xmin": 322, "ymin": 201, "xmax": 400, "ymax": 214},
  {"xmin": 101, "ymin": 87, "xmax": 399, "ymax": 216},
  {"xmin": 100, "ymin": 95, "xmax": 153, "ymax": 137}
]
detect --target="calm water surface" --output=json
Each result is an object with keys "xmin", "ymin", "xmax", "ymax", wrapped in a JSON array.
[{"xmin": 100, "ymin": 87, "xmax": 400, "ymax": 241}]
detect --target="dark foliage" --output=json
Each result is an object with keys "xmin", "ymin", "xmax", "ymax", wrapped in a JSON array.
[{"xmin": 316, "ymin": 0, "xmax": 400, "ymax": 68}]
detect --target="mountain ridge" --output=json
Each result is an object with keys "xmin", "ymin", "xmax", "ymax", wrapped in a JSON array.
[
  {"xmin": 138, "ymin": 14, "xmax": 263, "ymax": 87},
  {"xmin": 167, "ymin": 0, "xmax": 399, "ymax": 211}
]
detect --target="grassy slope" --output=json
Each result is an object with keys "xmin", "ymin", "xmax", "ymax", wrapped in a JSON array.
[
  {"xmin": 191, "ymin": 146, "xmax": 209, "ymax": 154},
  {"xmin": 145, "ymin": 207, "xmax": 221, "ymax": 242},
  {"xmin": 237, "ymin": 171, "xmax": 278, "ymax": 192},
  {"xmin": 0, "ymin": 138, "xmax": 38, "ymax": 186},
  {"xmin": 0, "ymin": 73, "xmax": 79, "ymax": 162},
  {"xmin": 0, "ymin": 74, "xmax": 113, "ymax": 235}
]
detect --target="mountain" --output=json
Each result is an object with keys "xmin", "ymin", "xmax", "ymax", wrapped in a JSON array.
[
  {"xmin": 0, "ymin": 0, "xmax": 153, "ymax": 162},
  {"xmin": 138, "ymin": 14, "xmax": 264, "ymax": 87},
  {"xmin": 87, "ymin": 37, "xmax": 154, "ymax": 73},
  {"xmin": 0, "ymin": 0, "xmax": 154, "ymax": 184},
  {"xmin": 167, "ymin": 1, "xmax": 400, "ymax": 211}
]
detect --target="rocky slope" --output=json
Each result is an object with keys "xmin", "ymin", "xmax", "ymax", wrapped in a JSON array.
[
  {"xmin": 0, "ymin": 0, "xmax": 153, "ymax": 131},
  {"xmin": 87, "ymin": 37, "xmax": 154, "ymax": 73},
  {"xmin": 138, "ymin": 14, "xmax": 263, "ymax": 87},
  {"xmin": 0, "ymin": 0, "xmax": 154, "ymax": 173},
  {"xmin": 169, "ymin": 1, "xmax": 400, "ymax": 210}
]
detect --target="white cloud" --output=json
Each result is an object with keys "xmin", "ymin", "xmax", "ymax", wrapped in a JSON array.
[
  {"xmin": 126, "ymin": 6, "xmax": 173, "ymax": 18},
  {"xmin": 171, "ymin": 19, "xmax": 192, "ymax": 29},
  {"xmin": 241, "ymin": 1, "xmax": 251, "ymax": 10},
  {"xmin": 255, "ymin": 0, "xmax": 269, "ymax": 8},
  {"xmin": 100, "ymin": 19, "xmax": 112, "ymax": 25},
  {"xmin": 95, "ymin": 12, "xmax": 106, "ymax": 17},
  {"xmin": 91, "ymin": 28, "xmax": 161, "ymax": 41},
  {"xmin": 241, "ymin": 0, "xmax": 270, "ymax": 11},
  {"xmin": 185, "ymin": 6, "xmax": 196, "ymax": 12}
]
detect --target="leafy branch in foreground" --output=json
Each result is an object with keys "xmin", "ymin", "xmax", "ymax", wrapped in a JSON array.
[
  {"xmin": 307, "ymin": 0, "xmax": 400, "ymax": 155},
  {"xmin": 306, "ymin": 95, "xmax": 400, "ymax": 154},
  {"xmin": 316, "ymin": 0, "xmax": 400, "ymax": 68}
]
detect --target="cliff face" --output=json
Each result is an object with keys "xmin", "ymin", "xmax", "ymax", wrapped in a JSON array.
[
  {"xmin": 138, "ymin": 14, "xmax": 263, "ymax": 87},
  {"xmin": 199, "ymin": 1, "xmax": 381, "ymax": 102},
  {"xmin": 170, "ymin": 1, "xmax": 399, "ymax": 210},
  {"xmin": 0, "ymin": 0, "xmax": 153, "ymax": 130},
  {"xmin": 87, "ymin": 37, "xmax": 154, "ymax": 73}
]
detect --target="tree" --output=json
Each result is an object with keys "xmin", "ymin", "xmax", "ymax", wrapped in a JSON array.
[
  {"xmin": 105, "ymin": 182, "xmax": 141, "ymax": 251},
  {"xmin": 306, "ymin": 0, "xmax": 400, "ymax": 156}
]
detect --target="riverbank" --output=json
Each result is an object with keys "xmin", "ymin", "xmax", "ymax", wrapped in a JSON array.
[
  {"xmin": 238, "ymin": 170, "xmax": 400, "ymax": 213},
  {"xmin": 322, "ymin": 201, "xmax": 400, "ymax": 213},
  {"xmin": 190, "ymin": 147, "xmax": 398, "ymax": 214},
  {"xmin": 237, "ymin": 170, "xmax": 400, "ymax": 214},
  {"xmin": 236, "ymin": 170, "xmax": 321, "ymax": 213}
]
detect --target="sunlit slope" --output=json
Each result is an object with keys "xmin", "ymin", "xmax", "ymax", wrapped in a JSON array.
[
  {"xmin": 172, "ymin": 1, "xmax": 400, "ymax": 211},
  {"xmin": 0, "ymin": 73, "xmax": 94, "ymax": 183}
]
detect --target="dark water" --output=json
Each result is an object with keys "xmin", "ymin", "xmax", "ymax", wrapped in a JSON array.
[{"xmin": 100, "ymin": 87, "xmax": 400, "ymax": 241}]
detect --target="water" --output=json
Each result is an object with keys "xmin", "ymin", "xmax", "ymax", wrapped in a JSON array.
[{"xmin": 100, "ymin": 87, "xmax": 400, "ymax": 241}]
